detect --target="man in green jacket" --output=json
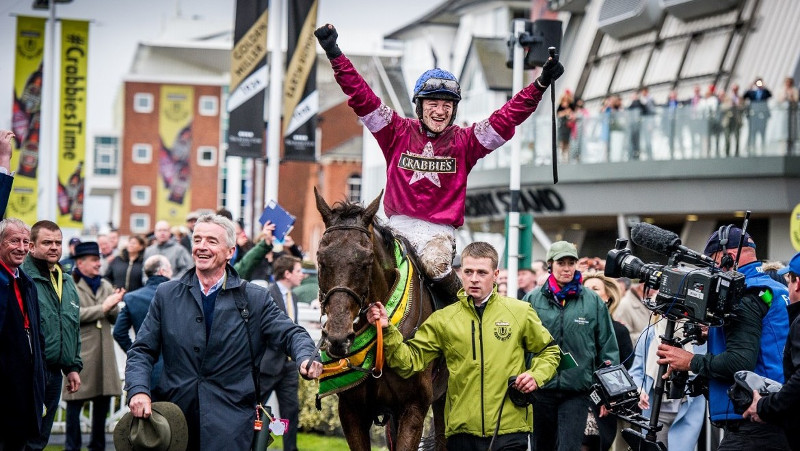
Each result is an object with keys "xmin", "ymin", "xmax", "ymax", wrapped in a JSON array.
[
  {"xmin": 368, "ymin": 242, "xmax": 559, "ymax": 450},
  {"xmin": 524, "ymin": 241, "xmax": 619, "ymax": 451},
  {"xmin": 233, "ymin": 221, "xmax": 275, "ymax": 280},
  {"xmin": 23, "ymin": 220, "xmax": 82, "ymax": 449}
]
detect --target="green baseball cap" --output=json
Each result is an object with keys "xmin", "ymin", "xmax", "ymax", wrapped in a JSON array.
[{"xmin": 546, "ymin": 241, "xmax": 579, "ymax": 262}]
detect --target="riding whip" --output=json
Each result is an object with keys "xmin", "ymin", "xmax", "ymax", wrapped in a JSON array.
[{"xmin": 549, "ymin": 46, "xmax": 558, "ymax": 184}]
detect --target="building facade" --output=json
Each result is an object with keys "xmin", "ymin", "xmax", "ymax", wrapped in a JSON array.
[{"xmin": 366, "ymin": 0, "xmax": 800, "ymax": 264}]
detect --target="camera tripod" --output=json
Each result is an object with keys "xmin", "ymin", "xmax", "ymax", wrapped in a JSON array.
[{"xmin": 620, "ymin": 316, "xmax": 702, "ymax": 451}]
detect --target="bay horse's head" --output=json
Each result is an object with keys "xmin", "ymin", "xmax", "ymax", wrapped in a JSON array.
[{"xmin": 315, "ymin": 188, "xmax": 383, "ymax": 359}]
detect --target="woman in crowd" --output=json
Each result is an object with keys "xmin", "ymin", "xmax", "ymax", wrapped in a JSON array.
[
  {"xmin": 557, "ymin": 91, "xmax": 576, "ymax": 163},
  {"xmin": 526, "ymin": 242, "xmax": 619, "ymax": 451},
  {"xmin": 104, "ymin": 234, "xmax": 146, "ymax": 291}
]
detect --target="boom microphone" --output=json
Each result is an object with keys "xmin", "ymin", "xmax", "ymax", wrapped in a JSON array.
[{"xmin": 630, "ymin": 222, "xmax": 715, "ymax": 265}]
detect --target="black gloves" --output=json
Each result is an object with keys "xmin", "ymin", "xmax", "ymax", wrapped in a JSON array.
[
  {"xmin": 535, "ymin": 55, "xmax": 565, "ymax": 90},
  {"xmin": 314, "ymin": 24, "xmax": 342, "ymax": 60}
]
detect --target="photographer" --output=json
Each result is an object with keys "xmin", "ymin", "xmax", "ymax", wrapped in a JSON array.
[
  {"xmin": 743, "ymin": 251, "xmax": 800, "ymax": 450},
  {"xmin": 656, "ymin": 226, "xmax": 790, "ymax": 449},
  {"xmin": 524, "ymin": 241, "xmax": 619, "ymax": 451}
]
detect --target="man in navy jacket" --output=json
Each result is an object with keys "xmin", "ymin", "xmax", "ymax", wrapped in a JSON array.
[
  {"xmin": 0, "ymin": 218, "xmax": 46, "ymax": 449},
  {"xmin": 113, "ymin": 254, "xmax": 172, "ymax": 392}
]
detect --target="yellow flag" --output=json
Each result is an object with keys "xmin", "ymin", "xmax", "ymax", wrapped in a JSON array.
[
  {"xmin": 56, "ymin": 19, "xmax": 89, "ymax": 228},
  {"xmin": 9, "ymin": 16, "xmax": 46, "ymax": 223},
  {"xmin": 157, "ymin": 85, "xmax": 194, "ymax": 225}
]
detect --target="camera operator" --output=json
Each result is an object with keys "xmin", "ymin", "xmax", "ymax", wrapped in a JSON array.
[
  {"xmin": 743, "ymin": 251, "xmax": 800, "ymax": 450},
  {"xmin": 656, "ymin": 226, "xmax": 790, "ymax": 449},
  {"xmin": 525, "ymin": 241, "xmax": 619, "ymax": 451}
]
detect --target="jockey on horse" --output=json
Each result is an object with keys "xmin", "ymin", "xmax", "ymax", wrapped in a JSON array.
[{"xmin": 315, "ymin": 23, "xmax": 564, "ymax": 305}]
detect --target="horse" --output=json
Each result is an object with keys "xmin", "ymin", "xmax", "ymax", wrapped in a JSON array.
[{"xmin": 314, "ymin": 188, "xmax": 447, "ymax": 451}]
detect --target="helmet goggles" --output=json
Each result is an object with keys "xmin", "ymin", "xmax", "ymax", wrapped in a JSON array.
[{"xmin": 415, "ymin": 78, "xmax": 461, "ymax": 101}]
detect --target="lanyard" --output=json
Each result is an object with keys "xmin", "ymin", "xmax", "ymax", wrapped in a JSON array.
[{"xmin": 0, "ymin": 260, "xmax": 28, "ymax": 328}]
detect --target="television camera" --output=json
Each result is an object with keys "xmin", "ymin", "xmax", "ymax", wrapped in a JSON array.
[
  {"xmin": 604, "ymin": 222, "xmax": 745, "ymax": 326},
  {"xmin": 591, "ymin": 218, "xmax": 750, "ymax": 450}
]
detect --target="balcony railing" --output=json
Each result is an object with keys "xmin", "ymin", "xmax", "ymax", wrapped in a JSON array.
[{"xmin": 476, "ymin": 101, "xmax": 800, "ymax": 170}]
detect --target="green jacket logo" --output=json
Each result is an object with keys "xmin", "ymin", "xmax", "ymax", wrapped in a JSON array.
[{"xmin": 494, "ymin": 321, "xmax": 512, "ymax": 341}]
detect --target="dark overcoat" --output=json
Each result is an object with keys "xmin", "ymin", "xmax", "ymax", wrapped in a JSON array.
[
  {"xmin": 125, "ymin": 266, "xmax": 318, "ymax": 450},
  {"xmin": 259, "ymin": 283, "xmax": 299, "ymax": 378},
  {"xmin": 0, "ymin": 267, "xmax": 46, "ymax": 441}
]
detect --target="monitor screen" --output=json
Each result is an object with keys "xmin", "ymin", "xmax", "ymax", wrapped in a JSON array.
[{"xmin": 599, "ymin": 367, "xmax": 635, "ymax": 397}]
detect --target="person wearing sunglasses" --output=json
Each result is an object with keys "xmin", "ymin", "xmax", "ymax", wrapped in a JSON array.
[{"xmin": 315, "ymin": 24, "xmax": 564, "ymax": 305}]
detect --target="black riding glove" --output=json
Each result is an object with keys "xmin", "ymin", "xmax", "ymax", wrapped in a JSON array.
[
  {"xmin": 314, "ymin": 24, "xmax": 342, "ymax": 60},
  {"xmin": 535, "ymin": 55, "xmax": 565, "ymax": 90}
]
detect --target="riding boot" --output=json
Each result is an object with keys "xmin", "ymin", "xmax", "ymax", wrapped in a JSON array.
[{"xmin": 429, "ymin": 270, "xmax": 462, "ymax": 309}]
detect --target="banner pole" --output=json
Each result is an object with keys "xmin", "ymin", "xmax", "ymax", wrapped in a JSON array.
[
  {"xmin": 41, "ymin": 2, "xmax": 58, "ymax": 221},
  {"xmin": 265, "ymin": 0, "xmax": 284, "ymax": 204}
]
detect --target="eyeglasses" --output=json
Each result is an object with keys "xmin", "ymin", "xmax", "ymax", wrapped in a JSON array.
[{"xmin": 418, "ymin": 78, "xmax": 460, "ymax": 95}]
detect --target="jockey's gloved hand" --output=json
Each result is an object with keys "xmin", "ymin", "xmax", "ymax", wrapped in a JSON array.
[
  {"xmin": 535, "ymin": 55, "xmax": 564, "ymax": 90},
  {"xmin": 314, "ymin": 24, "xmax": 342, "ymax": 60}
]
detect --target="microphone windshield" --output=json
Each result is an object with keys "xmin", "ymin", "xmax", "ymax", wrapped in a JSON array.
[{"xmin": 630, "ymin": 222, "xmax": 679, "ymax": 255}]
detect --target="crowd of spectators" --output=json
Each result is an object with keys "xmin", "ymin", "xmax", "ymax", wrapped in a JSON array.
[
  {"xmin": 3, "ymin": 111, "xmax": 798, "ymax": 450},
  {"xmin": 553, "ymin": 77, "xmax": 800, "ymax": 164}
]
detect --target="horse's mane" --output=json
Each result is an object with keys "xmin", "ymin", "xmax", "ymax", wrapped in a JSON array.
[{"xmin": 328, "ymin": 200, "xmax": 396, "ymax": 252}]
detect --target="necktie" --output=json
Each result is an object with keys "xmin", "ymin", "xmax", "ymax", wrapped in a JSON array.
[{"xmin": 285, "ymin": 291, "xmax": 295, "ymax": 323}]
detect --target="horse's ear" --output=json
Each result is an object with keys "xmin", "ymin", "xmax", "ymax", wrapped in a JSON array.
[
  {"xmin": 314, "ymin": 186, "xmax": 333, "ymax": 226},
  {"xmin": 363, "ymin": 190, "xmax": 384, "ymax": 224}
]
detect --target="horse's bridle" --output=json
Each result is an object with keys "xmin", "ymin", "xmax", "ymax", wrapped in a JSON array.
[
  {"xmin": 318, "ymin": 224, "xmax": 372, "ymax": 317},
  {"xmin": 312, "ymin": 222, "xmax": 387, "ymax": 379}
]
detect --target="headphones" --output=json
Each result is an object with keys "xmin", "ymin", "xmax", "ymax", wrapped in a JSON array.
[{"xmin": 717, "ymin": 224, "xmax": 735, "ymax": 269}]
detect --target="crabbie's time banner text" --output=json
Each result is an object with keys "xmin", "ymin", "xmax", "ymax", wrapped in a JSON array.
[{"xmin": 57, "ymin": 19, "xmax": 89, "ymax": 228}]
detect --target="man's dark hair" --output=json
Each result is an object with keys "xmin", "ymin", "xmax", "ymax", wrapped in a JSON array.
[
  {"xmin": 273, "ymin": 255, "xmax": 301, "ymax": 281},
  {"xmin": 216, "ymin": 208, "xmax": 233, "ymax": 220},
  {"xmin": 30, "ymin": 220, "xmax": 61, "ymax": 243}
]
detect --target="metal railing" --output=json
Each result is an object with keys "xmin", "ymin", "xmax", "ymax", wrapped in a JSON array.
[{"xmin": 476, "ymin": 101, "xmax": 800, "ymax": 170}]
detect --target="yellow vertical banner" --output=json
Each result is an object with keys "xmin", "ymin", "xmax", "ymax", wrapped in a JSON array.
[
  {"xmin": 157, "ymin": 85, "xmax": 193, "ymax": 225},
  {"xmin": 9, "ymin": 16, "xmax": 46, "ymax": 222},
  {"xmin": 56, "ymin": 19, "xmax": 89, "ymax": 228}
]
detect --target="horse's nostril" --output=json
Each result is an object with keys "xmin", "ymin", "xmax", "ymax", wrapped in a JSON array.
[{"xmin": 347, "ymin": 332, "xmax": 356, "ymax": 344}]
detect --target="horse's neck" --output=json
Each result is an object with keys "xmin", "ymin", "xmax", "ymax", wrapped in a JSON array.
[{"xmin": 369, "ymin": 229, "xmax": 395, "ymax": 302}]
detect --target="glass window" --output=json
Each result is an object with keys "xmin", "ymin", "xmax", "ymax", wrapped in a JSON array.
[
  {"xmin": 132, "ymin": 143, "xmax": 152, "ymax": 164},
  {"xmin": 130, "ymin": 214, "xmax": 150, "ymax": 233},
  {"xmin": 131, "ymin": 186, "xmax": 151, "ymax": 206},
  {"xmin": 94, "ymin": 137, "xmax": 118, "ymax": 176},
  {"xmin": 197, "ymin": 146, "xmax": 217, "ymax": 166},
  {"xmin": 199, "ymin": 95, "xmax": 219, "ymax": 116},
  {"xmin": 347, "ymin": 174, "xmax": 362, "ymax": 203},
  {"xmin": 133, "ymin": 93, "xmax": 153, "ymax": 113}
]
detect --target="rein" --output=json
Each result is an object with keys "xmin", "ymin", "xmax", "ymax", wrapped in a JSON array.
[
  {"xmin": 317, "ymin": 222, "xmax": 384, "ymax": 378},
  {"xmin": 316, "ymin": 319, "xmax": 384, "ymax": 378}
]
